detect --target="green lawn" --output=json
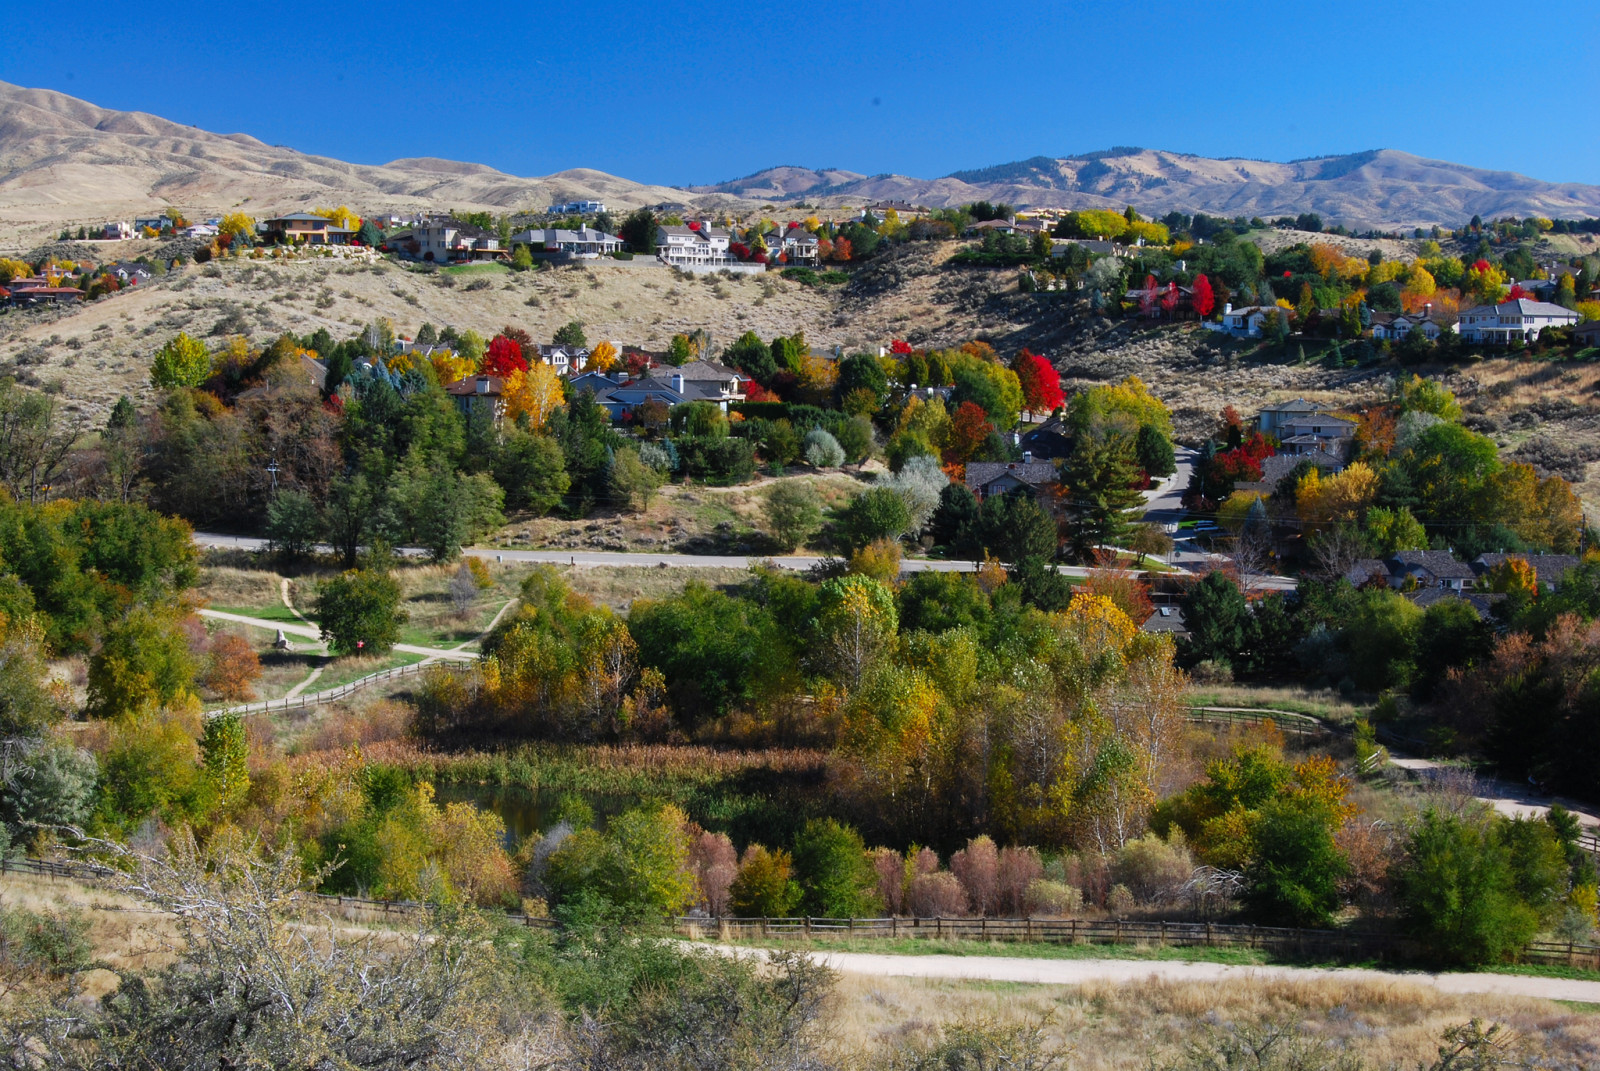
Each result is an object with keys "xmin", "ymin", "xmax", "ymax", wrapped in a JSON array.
[
  {"xmin": 700, "ymin": 935, "xmax": 1274, "ymax": 967},
  {"xmin": 210, "ymin": 603, "xmax": 303, "ymax": 626},
  {"xmin": 440, "ymin": 261, "xmax": 509, "ymax": 277}
]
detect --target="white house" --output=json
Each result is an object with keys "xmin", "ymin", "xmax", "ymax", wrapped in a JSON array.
[
  {"xmin": 1276, "ymin": 414, "xmax": 1356, "ymax": 458},
  {"xmin": 1256, "ymin": 398, "xmax": 1323, "ymax": 436},
  {"xmin": 408, "ymin": 218, "xmax": 501, "ymax": 262},
  {"xmin": 102, "ymin": 221, "xmax": 135, "ymax": 240},
  {"xmin": 511, "ymin": 227, "xmax": 624, "ymax": 257},
  {"xmin": 1209, "ymin": 303, "xmax": 1282, "ymax": 338},
  {"xmin": 657, "ymin": 223, "xmax": 737, "ymax": 267},
  {"xmin": 761, "ymin": 223, "xmax": 821, "ymax": 265},
  {"xmin": 535, "ymin": 343, "xmax": 587, "ymax": 376},
  {"xmin": 548, "ymin": 200, "xmax": 605, "ymax": 215},
  {"xmin": 1370, "ymin": 304, "xmax": 1457, "ymax": 341},
  {"xmin": 133, "ymin": 216, "xmax": 171, "ymax": 233},
  {"xmin": 1459, "ymin": 297, "xmax": 1578, "ymax": 344}
]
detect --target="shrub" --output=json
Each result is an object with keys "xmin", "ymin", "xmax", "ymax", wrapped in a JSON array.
[
  {"xmin": 1392, "ymin": 808, "xmax": 1540, "ymax": 965},
  {"xmin": 803, "ymin": 428, "xmax": 844, "ymax": 468},
  {"xmin": 791, "ymin": 819, "xmax": 878, "ymax": 918},
  {"xmin": 950, "ymin": 836, "xmax": 1000, "ymax": 916},
  {"xmin": 764, "ymin": 480, "xmax": 823, "ymax": 551},
  {"xmin": 840, "ymin": 488, "xmax": 911, "ymax": 550},
  {"xmin": 1241, "ymin": 800, "xmax": 1346, "ymax": 927},
  {"xmin": 996, "ymin": 846, "xmax": 1044, "ymax": 916},
  {"xmin": 315, "ymin": 567, "xmax": 407, "ymax": 656},
  {"xmin": 908, "ymin": 871, "xmax": 967, "ymax": 917},
  {"xmin": 1023, "ymin": 879, "xmax": 1082, "ymax": 917},
  {"xmin": 1106, "ymin": 884, "xmax": 1135, "ymax": 917},
  {"xmin": 729, "ymin": 844, "xmax": 800, "ymax": 917},
  {"xmin": 1111, "ymin": 832, "xmax": 1193, "ymax": 905},
  {"xmin": 847, "ymin": 539, "xmax": 902, "ymax": 584}
]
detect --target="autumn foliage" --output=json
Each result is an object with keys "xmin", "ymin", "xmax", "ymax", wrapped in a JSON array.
[
  {"xmin": 946, "ymin": 401, "xmax": 995, "ymax": 462},
  {"xmin": 482, "ymin": 335, "xmax": 528, "ymax": 377},
  {"xmin": 1013, "ymin": 349, "xmax": 1064, "ymax": 417}
]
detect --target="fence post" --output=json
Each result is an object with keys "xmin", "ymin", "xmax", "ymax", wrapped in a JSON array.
[
  {"xmin": 804, "ymin": 916, "xmax": 811, "ymax": 937},
  {"xmin": 1160, "ymin": 919, "xmax": 1166, "ymax": 948},
  {"xmin": 936, "ymin": 916, "xmax": 943, "ymax": 939},
  {"xmin": 891, "ymin": 916, "xmax": 897, "ymax": 938}
]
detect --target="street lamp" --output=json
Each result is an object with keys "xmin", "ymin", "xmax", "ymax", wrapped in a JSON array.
[{"xmin": 266, "ymin": 460, "xmax": 280, "ymax": 494}]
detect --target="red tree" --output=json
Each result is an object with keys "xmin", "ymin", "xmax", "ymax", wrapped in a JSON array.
[
  {"xmin": 1013, "ymin": 349, "xmax": 1064, "ymax": 418},
  {"xmin": 624, "ymin": 349, "xmax": 653, "ymax": 378},
  {"xmin": 1508, "ymin": 284, "xmax": 1526, "ymax": 300},
  {"xmin": 1160, "ymin": 281, "xmax": 1180, "ymax": 314},
  {"xmin": 832, "ymin": 237, "xmax": 853, "ymax": 262},
  {"xmin": 743, "ymin": 379, "xmax": 778, "ymax": 402},
  {"xmin": 482, "ymin": 335, "xmax": 528, "ymax": 376},
  {"xmin": 1192, "ymin": 273, "xmax": 1216, "ymax": 317},
  {"xmin": 946, "ymin": 401, "xmax": 995, "ymax": 462},
  {"xmin": 890, "ymin": 339, "xmax": 913, "ymax": 355}
]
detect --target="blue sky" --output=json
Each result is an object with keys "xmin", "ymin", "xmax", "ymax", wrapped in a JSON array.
[{"xmin": 5, "ymin": 0, "xmax": 1597, "ymax": 187}]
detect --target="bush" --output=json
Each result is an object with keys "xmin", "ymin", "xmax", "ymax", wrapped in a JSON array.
[
  {"xmin": 729, "ymin": 844, "xmax": 800, "ymax": 917},
  {"xmin": 908, "ymin": 871, "xmax": 967, "ymax": 917},
  {"xmin": 314, "ymin": 567, "xmax": 407, "ymax": 656},
  {"xmin": 803, "ymin": 429, "xmax": 844, "ymax": 468},
  {"xmin": 1111, "ymin": 833, "xmax": 1193, "ymax": 905},
  {"xmin": 764, "ymin": 480, "xmax": 823, "ymax": 551},
  {"xmin": 1393, "ymin": 808, "xmax": 1541, "ymax": 965},
  {"xmin": 1241, "ymin": 800, "xmax": 1346, "ymax": 927},
  {"xmin": 1024, "ymin": 879, "xmax": 1082, "ymax": 917},
  {"xmin": 0, "ymin": 905, "xmax": 92, "ymax": 977},
  {"xmin": 840, "ymin": 487, "xmax": 911, "ymax": 550}
]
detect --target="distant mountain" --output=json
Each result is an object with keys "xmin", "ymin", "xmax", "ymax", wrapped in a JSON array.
[
  {"xmin": 680, "ymin": 149, "xmax": 1600, "ymax": 229},
  {"xmin": 1, "ymin": 81, "xmax": 1597, "ymax": 231}
]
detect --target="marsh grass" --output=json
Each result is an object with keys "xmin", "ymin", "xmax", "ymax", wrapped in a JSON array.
[{"xmin": 1187, "ymin": 684, "xmax": 1367, "ymax": 725}]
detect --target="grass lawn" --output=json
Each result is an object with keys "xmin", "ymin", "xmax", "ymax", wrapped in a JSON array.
[
  {"xmin": 314, "ymin": 650, "xmax": 426, "ymax": 691},
  {"xmin": 1187, "ymin": 683, "xmax": 1368, "ymax": 725},
  {"xmin": 209, "ymin": 603, "xmax": 303, "ymax": 626},
  {"xmin": 440, "ymin": 261, "xmax": 509, "ymax": 277},
  {"xmin": 699, "ymin": 935, "xmax": 1276, "ymax": 967}
]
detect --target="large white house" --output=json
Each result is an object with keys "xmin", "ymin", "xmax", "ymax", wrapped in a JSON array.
[
  {"xmin": 762, "ymin": 223, "xmax": 821, "ymax": 265},
  {"xmin": 1370, "ymin": 304, "xmax": 1458, "ymax": 341},
  {"xmin": 409, "ymin": 218, "xmax": 501, "ymax": 262},
  {"xmin": 1209, "ymin": 303, "xmax": 1283, "ymax": 338},
  {"xmin": 1459, "ymin": 297, "xmax": 1578, "ymax": 344},
  {"xmin": 657, "ymin": 223, "xmax": 737, "ymax": 267},
  {"xmin": 511, "ymin": 227, "xmax": 624, "ymax": 257}
]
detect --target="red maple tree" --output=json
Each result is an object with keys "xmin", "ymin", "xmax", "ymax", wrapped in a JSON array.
[
  {"xmin": 1139, "ymin": 273, "xmax": 1159, "ymax": 316},
  {"xmin": 482, "ymin": 335, "xmax": 528, "ymax": 376},
  {"xmin": 1013, "ymin": 349, "xmax": 1063, "ymax": 418},
  {"xmin": 1192, "ymin": 273, "xmax": 1215, "ymax": 317}
]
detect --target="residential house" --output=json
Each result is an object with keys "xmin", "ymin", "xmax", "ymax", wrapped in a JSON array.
[
  {"xmin": 133, "ymin": 216, "xmax": 171, "ymax": 233},
  {"xmin": 1020, "ymin": 415, "xmax": 1074, "ymax": 460},
  {"xmin": 263, "ymin": 213, "xmax": 354, "ymax": 246},
  {"xmin": 548, "ymin": 200, "xmax": 605, "ymax": 215},
  {"xmin": 102, "ymin": 221, "xmax": 135, "ymax": 240},
  {"xmin": 1125, "ymin": 283, "xmax": 1194, "ymax": 319},
  {"xmin": 965, "ymin": 459, "xmax": 1060, "ymax": 501},
  {"xmin": 568, "ymin": 371, "xmax": 627, "ymax": 397},
  {"xmin": 666, "ymin": 359, "xmax": 746, "ymax": 399},
  {"xmin": 1140, "ymin": 605, "xmax": 1189, "ymax": 637},
  {"xmin": 656, "ymin": 223, "xmax": 737, "ymax": 267},
  {"xmin": 593, "ymin": 371, "xmax": 740, "ymax": 418},
  {"xmin": 1051, "ymin": 239, "xmax": 1118, "ymax": 258},
  {"xmin": 106, "ymin": 262, "xmax": 153, "ymax": 286},
  {"xmin": 1276, "ymin": 413, "xmax": 1356, "ymax": 459},
  {"xmin": 534, "ymin": 343, "xmax": 589, "ymax": 376},
  {"xmin": 183, "ymin": 224, "xmax": 219, "ymax": 238},
  {"xmin": 4, "ymin": 284, "xmax": 83, "ymax": 306},
  {"xmin": 1572, "ymin": 321, "xmax": 1600, "ymax": 348},
  {"xmin": 1343, "ymin": 558, "xmax": 1392, "ymax": 588},
  {"xmin": 1407, "ymin": 587, "xmax": 1503, "ymax": 620},
  {"xmin": 1459, "ymin": 298, "xmax": 1578, "ymax": 344},
  {"xmin": 1469, "ymin": 553, "xmax": 1584, "ymax": 591},
  {"xmin": 408, "ymin": 218, "xmax": 501, "ymax": 262},
  {"xmin": 510, "ymin": 227, "xmax": 624, "ymax": 258},
  {"xmin": 1256, "ymin": 398, "xmax": 1323, "ymax": 436},
  {"xmin": 1210, "ymin": 303, "xmax": 1285, "ymax": 338},
  {"xmin": 964, "ymin": 218, "xmax": 1022, "ymax": 237},
  {"xmin": 443, "ymin": 374, "xmax": 506, "ymax": 423},
  {"xmin": 1369, "ymin": 304, "xmax": 1457, "ymax": 341},
  {"xmin": 761, "ymin": 223, "xmax": 820, "ymax": 266},
  {"xmin": 1386, "ymin": 550, "xmax": 1475, "ymax": 591}
]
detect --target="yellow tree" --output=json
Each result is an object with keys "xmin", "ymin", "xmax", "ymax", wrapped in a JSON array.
[
  {"xmin": 503, "ymin": 362, "xmax": 564, "ymax": 429},
  {"xmin": 314, "ymin": 205, "xmax": 361, "ymax": 231},
  {"xmin": 219, "ymin": 212, "xmax": 255, "ymax": 240},
  {"xmin": 1483, "ymin": 557, "xmax": 1539, "ymax": 599},
  {"xmin": 585, "ymin": 340, "xmax": 619, "ymax": 373},
  {"xmin": 429, "ymin": 350, "xmax": 477, "ymax": 386},
  {"xmin": 1295, "ymin": 462, "xmax": 1378, "ymax": 530}
]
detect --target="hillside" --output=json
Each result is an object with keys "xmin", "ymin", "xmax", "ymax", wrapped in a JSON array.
[{"xmin": 2, "ymin": 80, "xmax": 1599, "ymax": 237}]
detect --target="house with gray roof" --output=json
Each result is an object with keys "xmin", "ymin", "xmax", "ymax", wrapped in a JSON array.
[
  {"xmin": 965, "ymin": 460, "xmax": 1059, "ymax": 501},
  {"xmin": 511, "ymin": 227, "xmax": 623, "ymax": 258},
  {"xmin": 1277, "ymin": 413, "xmax": 1355, "ymax": 459},
  {"xmin": 1459, "ymin": 297, "xmax": 1578, "ymax": 344},
  {"xmin": 1387, "ymin": 550, "xmax": 1475, "ymax": 591},
  {"xmin": 1256, "ymin": 398, "xmax": 1323, "ymax": 436},
  {"xmin": 762, "ymin": 223, "xmax": 820, "ymax": 265},
  {"xmin": 593, "ymin": 369, "xmax": 744, "ymax": 417},
  {"xmin": 264, "ymin": 213, "xmax": 355, "ymax": 246},
  {"xmin": 1470, "ymin": 553, "xmax": 1584, "ymax": 591},
  {"xmin": 657, "ymin": 223, "xmax": 737, "ymax": 267}
]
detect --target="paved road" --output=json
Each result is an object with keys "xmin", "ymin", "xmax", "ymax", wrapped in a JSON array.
[
  {"xmin": 1390, "ymin": 757, "xmax": 1600, "ymax": 828},
  {"xmin": 738, "ymin": 947, "xmax": 1600, "ymax": 1004}
]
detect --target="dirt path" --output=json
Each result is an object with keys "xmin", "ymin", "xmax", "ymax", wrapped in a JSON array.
[
  {"xmin": 196, "ymin": 608, "xmax": 475, "ymax": 663},
  {"xmin": 738, "ymin": 948, "xmax": 1600, "ymax": 1004}
]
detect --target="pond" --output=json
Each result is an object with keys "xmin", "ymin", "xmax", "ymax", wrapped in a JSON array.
[{"xmin": 433, "ymin": 784, "xmax": 635, "ymax": 849}]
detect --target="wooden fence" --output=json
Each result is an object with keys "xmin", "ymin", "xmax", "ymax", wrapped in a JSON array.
[
  {"xmin": 1186, "ymin": 707, "xmax": 1334, "ymax": 737},
  {"xmin": 674, "ymin": 914, "xmax": 1600, "ymax": 972},
  {"xmin": 209, "ymin": 661, "xmax": 472, "ymax": 719}
]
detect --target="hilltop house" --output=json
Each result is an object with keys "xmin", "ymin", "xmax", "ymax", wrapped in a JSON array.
[
  {"xmin": 511, "ymin": 227, "xmax": 624, "ymax": 258},
  {"xmin": 1386, "ymin": 550, "xmax": 1475, "ymax": 591},
  {"xmin": 657, "ymin": 223, "xmax": 737, "ymax": 267},
  {"xmin": 263, "ymin": 213, "xmax": 355, "ymax": 246},
  {"xmin": 762, "ymin": 223, "xmax": 820, "ymax": 265},
  {"xmin": 102, "ymin": 221, "xmax": 135, "ymax": 240},
  {"xmin": 1574, "ymin": 321, "xmax": 1600, "ymax": 348},
  {"xmin": 1256, "ymin": 398, "xmax": 1323, "ymax": 436},
  {"xmin": 1209, "ymin": 303, "xmax": 1283, "ymax": 338},
  {"xmin": 1459, "ymin": 298, "xmax": 1578, "ymax": 344},
  {"xmin": 548, "ymin": 200, "xmax": 605, "ymax": 215},
  {"xmin": 535, "ymin": 343, "xmax": 588, "ymax": 376},
  {"xmin": 1276, "ymin": 413, "xmax": 1356, "ymax": 459},
  {"xmin": 1370, "ymin": 304, "xmax": 1457, "ymax": 341},
  {"xmin": 1470, "ymin": 553, "xmax": 1584, "ymax": 591},
  {"xmin": 106, "ymin": 262, "xmax": 153, "ymax": 286},
  {"xmin": 593, "ymin": 368, "xmax": 743, "ymax": 418},
  {"xmin": 408, "ymin": 218, "xmax": 501, "ymax": 262}
]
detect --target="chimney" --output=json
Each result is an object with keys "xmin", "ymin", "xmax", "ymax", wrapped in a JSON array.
[
  {"xmin": 1424, "ymin": 302, "xmax": 1432, "ymax": 318},
  {"xmin": 1023, "ymin": 450, "xmax": 1033, "ymax": 464},
  {"xmin": 671, "ymin": 373, "xmax": 684, "ymax": 393},
  {"xmin": 1224, "ymin": 302, "xmax": 1233, "ymax": 315},
  {"xmin": 476, "ymin": 376, "xmax": 490, "ymax": 394}
]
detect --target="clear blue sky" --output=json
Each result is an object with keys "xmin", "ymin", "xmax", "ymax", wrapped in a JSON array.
[{"xmin": 5, "ymin": 0, "xmax": 1597, "ymax": 187}]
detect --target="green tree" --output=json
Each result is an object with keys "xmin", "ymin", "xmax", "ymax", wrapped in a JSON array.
[
  {"xmin": 265, "ymin": 490, "xmax": 321, "ymax": 560},
  {"xmin": 836, "ymin": 353, "xmax": 888, "ymax": 408},
  {"xmin": 1241, "ymin": 799, "xmax": 1346, "ymax": 927},
  {"xmin": 764, "ymin": 480, "xmax": 823, "ymax": 551},
  {"xmin": 791, "ymin": 819, "xmax": 879, "ymax": 918},
  {"xmin": 1394, "ymin": 809, "xmax": 1541, "ymax": 966},
  {"xmin": 200, "ymin": 711, "xmax": 250, "ymax": 811},
  {"xmin": 667, "ymin": 335, "xmax": 693, "ymax": 366},
  {"xmin": 490, "ymin": 430, "xmax": 571, "ymax": 515},
  {"xmin": 1135, "ymin": 423, "xmax": 1176, "ymax": 478},
  {"xmin": 609, "ymin": 447, "xmax": 664, "ymax": 512},
  {"xmin": 1061, "ymin": 426, "xmax": 1143, "ymax": 559},
  {"xmin": 977, "ymin": 488, "xmax": 1057, "ymax": 564},
  {"xmin": 553, "ymin": 320, "xmax": 588, "ymax": 349},
  {"xmin": 390, "ymin": 456, "xmax": 504, "ymax": 561},
  {"xmin": 1344, "ymin": 588, "xmax": 1423, "ymax": 691},
  {"xmin": 1180, "ymin": 571, "xmax": 1248, "ymax": 670},
  {"xmin": 315, "ymin": 567, "xmax": 407, "ymax": 656},
  {"xmin": 510, "ymin": 244, "xmax": 534, "ymax": 271},
  {"xmin": 85, "ymin": 608, "xmax": 196, "ymax": 719},
  {"xmin": 723, "ymin": 331, "xmax": 777, "ymax": 383},
  {"xmin": 619, "ymin": 208, "xmax": 659, "ymax": 255},
  {"xmin": 150, "ymin": 333, "xmax": 212, "ymax": 390},
  {"xmin": 841, "ymin": 487, "xmax": 911, "ymax": 549}
]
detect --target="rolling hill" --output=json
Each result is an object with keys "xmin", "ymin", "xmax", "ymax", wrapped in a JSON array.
[{"xmin": 2, "ymin": 80, "xmax": 1598, "ymax": 234}]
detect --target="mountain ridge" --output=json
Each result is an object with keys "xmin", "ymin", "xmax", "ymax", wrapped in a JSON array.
[{"xmin": 1, "ymin": 80, "xmax": 1597, "ymax": 232}]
